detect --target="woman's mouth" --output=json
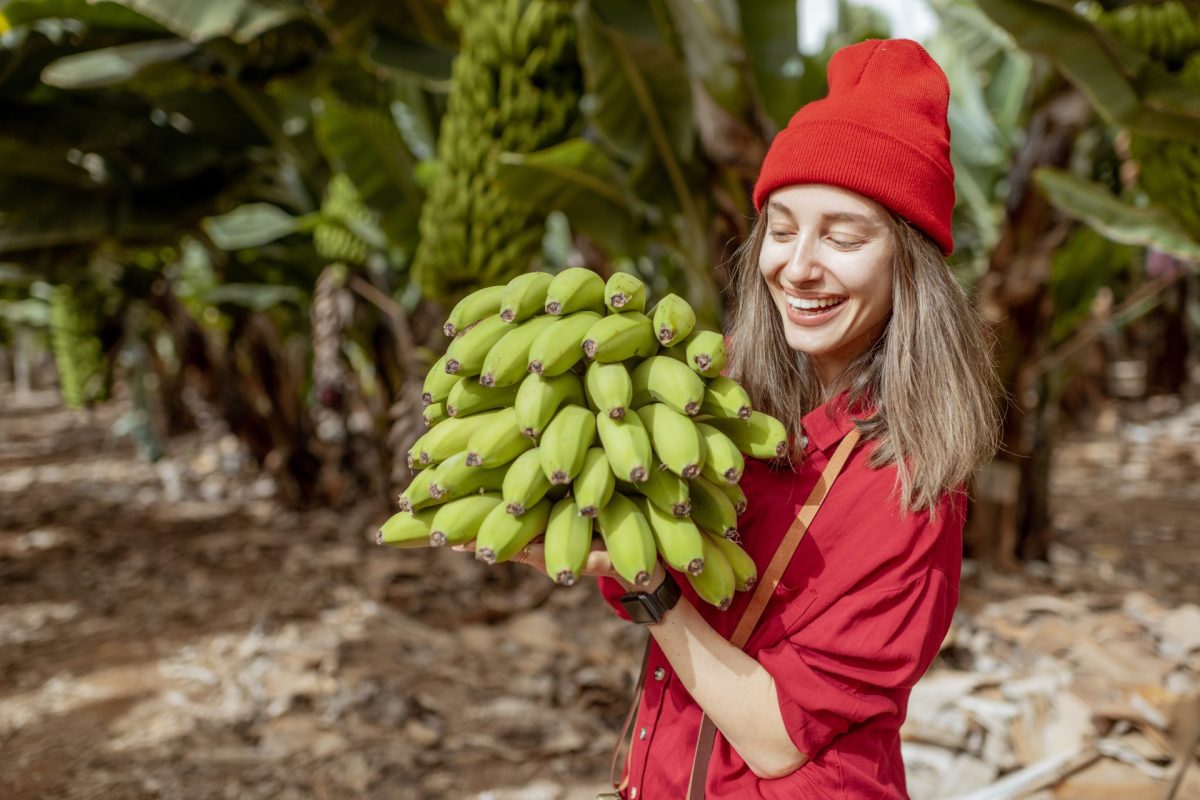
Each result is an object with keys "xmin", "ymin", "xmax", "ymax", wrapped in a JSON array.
[{"xmin": 784, "ymin": 295, "xmax": 847, "ymax": 325}]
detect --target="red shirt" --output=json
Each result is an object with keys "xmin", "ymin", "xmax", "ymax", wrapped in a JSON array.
[{"xmin": 599, "ymin": 394, "xmax": 964, "ymax": 799}]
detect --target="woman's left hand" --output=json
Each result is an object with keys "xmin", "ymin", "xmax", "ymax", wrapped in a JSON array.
[{"xmin": 452, "ymin": 538, "xmax": 664, "ymax": 592}]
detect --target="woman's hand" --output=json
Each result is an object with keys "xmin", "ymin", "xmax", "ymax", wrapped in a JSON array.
[{"xmin": 452, "ymin": 538, "xmax": 665, "ymax": 592}]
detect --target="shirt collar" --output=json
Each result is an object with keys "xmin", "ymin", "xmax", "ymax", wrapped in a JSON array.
[{"xmin": 799, "ymin": 390, "xmax": 868, "ymax": 453}]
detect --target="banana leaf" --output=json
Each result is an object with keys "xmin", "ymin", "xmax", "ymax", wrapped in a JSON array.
[
  {"xmin": 2, "ymin": 0, "xmax": 164, "ymax": 32},
  {"xmin": 203, "ymin": 203, "xmax": 301, "ymax": 251},
  {"xmin": 41, "ymin": 38, "xmax": 194, "ymax": 89},
  {"xmin": 494, "ymin": 138, "xmax": 639, "ymax": 257},
  {"xmin": 735, "ymin": 0, "xmax": 804, "ymax": 132},
  {"xmin": 1034, "ymin": 168, "xmax": 1200, "ymax": 262},
  {"xmin": 664, "ymin": 0, "xmax": 753, "ymax": 121},
  {"xmin": 977, "ymin": 0, "xmax": 1200, "ymax": 142},
  {"xmin": 106, "ymin": 0, "xmax": 300, "ymax": 44}
]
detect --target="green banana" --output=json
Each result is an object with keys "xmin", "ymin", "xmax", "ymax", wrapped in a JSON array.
[
  {"xmin": 447, "ymin": 377, "xmax": 521, "ymax": 418},
  {"xmin": 464, "ymin": 407, "xmax": 534, "ymax": 467},
  {"xmin": 603, "ymin": 272, "xmax": 647, "ymax": 313},
  {"xmin": 528, "ymin": 310, "xmax": 602, "ymax": 375},
  {"xmin": 475, "ymin": 497, "xmax": 552, "ymax": 564},
  {"xmin": 499, "ymin": 272, "xmax": 554, "ymax": 323},
  {"xmin": 514, "ymin": 371, "xmax": 585, "ymax": 439},
  {"xmin": 378, "ymin": 508, "xmax": 439, "ymax": 547},
  {"xmin": 695, "ymin": 422, "xmax": 745, "ymax": 484},
  {"xmin": 687, "ymin": 535, "xmax": 735, "ymax": 609},
  {"xmin": 700, "ymin": 376, "xmax": 753, "ymax": 420},
  {"xmin": 631, "ymin": 356, "xmax": 706, "ymax": 417},
  {"xmin": 574, "ymin": 447, "xmax": 615, "ymax": 517},
  {"xmin": 596, "ymin": 492, "xmax": 657, "ymax": 586},
  {"xmin": 584, "ymin": 361, "xmax": 633, "ymax": 419},
  {"xmin": 480, "ymin": 315, "xmax": 558, "ymax": 387},
  {"xmin": 445, "ymin": 314, "xmax": 510, "ymax": 376},
  {"xmin": 408, "ymin": 412, "xmax": 494, "ymax": 468},
  {"xmin": 429, "ymin": 451, "xmax": 509, "ymax": 500},
  {"xmin": 423, "ymin": 354, "xmax": 460, "ymax": 405},
  {"xmin": 423, "ymin": 401, "xmax": 448, "ymax": 428},
  {"xmin": 631, "ymin": 459, "xmax": 691, "ymax": 517},
  {"xmin": 502, "ymin": 447, "xmax": 552, "ymax": 515},
  {"xmin": 633, "ymin": 495, "xmax": 705, "ymax": 575},
  {"xmin": 429, "ymin": 492, "xmax": 503, "ymax": 547},
  {"xmin": 718, "ymin": 479, "xmax": 748, "ymax": 515},
  {"xmin": 689, "ymin": 476, "xmax": 739, "ymax": 539},
  {"xmin": 544, "ymin": 497, "xmax": 594, "ymax": 586},
  {"xmin": 707, "ymin": 532, "xmax": 757, "ymax": 591},
  {"xmin": 538, "ymin": 405, "xmax": 596, "ymax": 484},
  {"xmin": 596, "ymin": 411, "xmax": 653, "ymax": 483},
  {"xmin": 705, "ymin": 412, "xmax": 790, "ymax": 459},
  {"xmin": 637, "ymin": 403, "xmax": 703, "ymax": 479},
  {"xmin": 398, "ymin": 466, "xmax": 440, "ymax": 512},
  {"xmin": 444, "ymin": 285, "xmax": 505, "ymax": 337},
  {"xmin": 582, "ymin": 312, "xmax": 657, "ymax": 362},
  {"xmin": 685, "ymin": 330, "xmax": 728, "ymax": 378},
  {"xmin": 545, "ymin": 267, "xmax": 605, "ymax": 315},
  {"xmin": 651, "ymin": 293, "xmax": 696, "ymax": 346}
]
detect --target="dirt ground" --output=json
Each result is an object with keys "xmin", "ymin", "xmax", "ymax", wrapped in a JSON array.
[{"xmin": 1, "ymin": 389, "xmax": 1198, "ymax": 799}]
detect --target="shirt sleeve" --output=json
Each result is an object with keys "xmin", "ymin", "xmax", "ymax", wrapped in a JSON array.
[
  {"xmin": 597, "ymin": 576, "xmax": 632, "ymax": 621},
  {"xmin": 757, "ymin": 565, "xmax": 957, "ymax": 761}
]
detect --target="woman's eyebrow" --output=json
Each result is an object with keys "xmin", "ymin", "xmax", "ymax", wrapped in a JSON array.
[{"xmin": 766, "ymin": 203, "xmax": 879, "ymax": 228}]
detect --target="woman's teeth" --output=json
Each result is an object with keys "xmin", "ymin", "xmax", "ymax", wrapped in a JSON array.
[{"xmin": 787, "ymin": 296, "xmax": 845, "ymax": 311}]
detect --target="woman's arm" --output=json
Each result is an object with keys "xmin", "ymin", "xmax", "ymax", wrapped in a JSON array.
[
  {"xmin": 456, "ymin": 539, "xmax": 807, "ymax": 779},
  {"xmin": 636, "ymin": 563, "xmax": 808, "ymax": 779}
]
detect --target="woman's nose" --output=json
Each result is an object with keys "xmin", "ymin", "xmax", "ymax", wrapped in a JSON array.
[{"xmin": 780, "ymin": 232, "xmax": 823, "ymax": 287}]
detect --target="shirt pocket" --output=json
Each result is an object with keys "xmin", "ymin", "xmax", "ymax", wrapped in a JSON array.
[{"xmin": 772, "ymin": 585, "xmax": 819, "ymax": 638}]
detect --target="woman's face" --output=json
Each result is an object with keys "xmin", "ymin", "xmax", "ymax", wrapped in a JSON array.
[{"xmin": 758, "ymin": 184, "xmax": 895, "ymax": 386}]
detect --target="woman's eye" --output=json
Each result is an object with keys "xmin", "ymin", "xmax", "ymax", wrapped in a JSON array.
[
  {"xmin": 830, "ymin": 237, "xmax": 863, "ymax": 248},
  {"xmin": 769, "ymin": 230, "xmax": 793, "ymax": 241}
]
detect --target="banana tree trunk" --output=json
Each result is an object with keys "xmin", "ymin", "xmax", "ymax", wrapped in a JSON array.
[{"xmin": 967, "ymin": 88, "xmax": 1093, "ymax": 566}]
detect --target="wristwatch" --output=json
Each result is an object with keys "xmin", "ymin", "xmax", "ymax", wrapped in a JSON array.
[{"xmin": 619, "ymin": 571, "xmax": 681, "ymax": 624}]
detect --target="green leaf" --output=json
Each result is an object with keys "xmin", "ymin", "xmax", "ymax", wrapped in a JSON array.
[
  {"xmin": 314, "ymin": 100, "xmax": 421, "ymax": 247},
  {"xmin": 736, "ymin": 0, "xmax": 804, "ymax": 131},
  {"xmin": 203, "ymin": 203, "xmax": 300, "ymax": 250},
  {"xmin": 2, "ymin": 0, "xmax": 165, "ymax": 32},
  {"xmin": 203, "ymin": 283, "xmax": 304, "ymax": 311},
  {"xmin": 41, "ymin": 38, "xmax": 195, "ymax": 89},
  {"xmin": 576, "ymin": 1, "xmax": 695, "ymax": 168},
  {"xmin": 977, "ymin": 0, "xmax": 1200, "ymax": 141},
  {"xmin": 494, "ymin": 138, "xmax": 639, "ymax": 256},
  {"xmin": 106, "ymin": 0, "xmax": 299, "ymax": 44},
  {"xmin": 367, "ymin": 27, "xmax": 454, "ymax": 86},
  {"xmin": 665, "ymin": 0, "xmax": 752, "ymax": 120},
  {"xmin": 1034, "ymin": 168, "xmax": 1200, "ymax": 261}
]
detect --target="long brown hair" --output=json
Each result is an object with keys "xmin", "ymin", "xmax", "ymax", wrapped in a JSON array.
[{"xmin": 724, "ymin": 212, "xmax": 999, "ymax": 511}]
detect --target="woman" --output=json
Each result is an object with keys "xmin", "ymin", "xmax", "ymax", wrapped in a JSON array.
[{"xmin": 497, "ymin": 38, "xmax": 997, "ymax": 798}]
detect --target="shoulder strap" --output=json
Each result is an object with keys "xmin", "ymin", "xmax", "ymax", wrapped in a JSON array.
[
  {"xmin": 685, "ymin": 429, "xmax": 860, "ymax": 799},
  {"xmin": 610, "ymin": 638, "xmax": 651, "ymax": 792}
]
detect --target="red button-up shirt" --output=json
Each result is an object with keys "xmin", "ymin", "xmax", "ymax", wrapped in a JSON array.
[{"xmin": 599, "ymin": 394, "xmax": 964, "ymax": 799}]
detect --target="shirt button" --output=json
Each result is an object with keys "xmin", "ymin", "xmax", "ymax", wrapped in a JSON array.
[
  {"xmin": 653, "ymin": 667, "xmax": 665, "ymax": 681},
  {"xmin": 639, "ymin": 726, "xmax": 647, "ymax": 740},
  {"xmin": 630, "ymin": 788, "xmax": 638, "ymax": 799}
]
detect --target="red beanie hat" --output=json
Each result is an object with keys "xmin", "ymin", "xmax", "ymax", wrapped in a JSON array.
[{"xmin": 752, "ymin": 38, "xmax": 956, "ymax": 256}]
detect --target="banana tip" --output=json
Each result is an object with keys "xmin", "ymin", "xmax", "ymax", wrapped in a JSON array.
[
  {"xmin": 374, "ymin": 529, "xmax": 384, "ymax": 545},
  {"xmin": 582, "ymin": 340, "xmax": 597, "ymax": 358},
  {"xmin": 682, "ymin": 465, "xmax": 700, "ymax": 479},
  {"xmin": 629, "ymin": 466, "xmax": 648, "ymax": 483},
  {"xmin": 545, "ymin": 302, "xmax": 562, "ymax": 315},
  {"xmin": 476, "ymin": 548, "xmax": 497, "ymax": 565},
  {"xmin": 550, "ymin": 470, "xmax": 570, "ymax": 485},
  {"xmin": 657, "ymin": 326, "xmax": 674, "ymax": 344},
  {"xmin": 506, "ymin": 502, "xmax": 526, "ymax": 515},
  {"xmin": 686, "ymin": 558, "xmax": 704, "ymax": 576},
  {"xmin": 579, "ymin": 506, "xmax": 598, "ymax": 518},
  {"xmin": 693, "ymin": 354, "xmax": 711, "ymax": 370},
  {"xmin": 743, "ymin": 577, "xmax": 758, "ymax": 591},
  {"xmin": 609, "ymin": 408, "xmax": 625, "ymax": 419},
  {"xmin": 445, "ymin": 360, "xmax": 461, "ymax": 374},
  {"xmin": 737, "ymin": 407, "xmax": 752, "ymax": 420},
  {"xmin": 429, "ymin": 484, "xmax": 445, "ymax": 499},
  {"xmin": 421, "ymin": 393, "xmax": 433, "ymax": 406},
  {"xmin": 555, "ymin": 571, "xmax": 577, "ymax": 587},
  {"xmin": 500, "ymin": 309, "xmax": 516, "ymax": 322},
  {"xmin": 634, "ymin": 571, "xmax": 651, "ymax": 586},
  {"xmin": 684, "ymin": 401, "xmax": 701, "ymax": 416},
  {"xmin": 717, "ymin": 597, "xmax": 732, "ymax": 611},
  {"xmin": 527, "ymin": 361, "xmax": 543, "ymax": 374},
  {"xmin": 465, "ymin": 453, "xmax": 482, "ymax": 467},
  {"xmin": 672, "ymin": 502, "xmax": 691, "ymax": 517},
  {"xmin": 430, "ymin": 532, "xmax": 447, "ymax": 547},
  {"xmin": 443, "ymin": 323, "xmax": 456, "ymax": 337},
  {"xmin": 610, "ymin": 293, "xmax": 628, "ymax": 308},
  {"xmin": 479, "ymin": 374, "xmax": 495, "ymax": 387}
]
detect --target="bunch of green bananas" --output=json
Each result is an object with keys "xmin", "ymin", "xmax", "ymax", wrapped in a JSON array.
[
  {"xmin": 314, "ymin": 174, "xmax": 374, "ymax": 265},
  {"xmin": 379, "ymin": 268, "xmax": 790, "ymax": 611},
  {"xmin": 411, "ymin": 0, "xmax": 582, "ymax": 300},
  {"xmin": 1097, "ymin": 0, "xmax": 1200, "ymax": 65}
]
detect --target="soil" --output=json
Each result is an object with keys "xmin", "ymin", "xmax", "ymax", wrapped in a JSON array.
[{"xmin": 1, "ymin": 390, "xmax": 1197, "ymax": 799}]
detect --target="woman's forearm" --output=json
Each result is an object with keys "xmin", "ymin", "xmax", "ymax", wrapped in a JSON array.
[{"xmin": 648, "ymin": 592, "xmax": 808, "ymax": 779}]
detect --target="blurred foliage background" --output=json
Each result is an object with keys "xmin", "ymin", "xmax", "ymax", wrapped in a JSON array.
[{"xmin": 0, "ymin": 0, "xmax": 1197, "ymax": 565}]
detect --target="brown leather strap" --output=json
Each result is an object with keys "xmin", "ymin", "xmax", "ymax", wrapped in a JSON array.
[
  {"xmin": 610, "ymin": 638, "xmax": 651, "ymax": 791},
  {"xmin": 686, "ymin": 429, "xmax": 861, "ymax": 799}
]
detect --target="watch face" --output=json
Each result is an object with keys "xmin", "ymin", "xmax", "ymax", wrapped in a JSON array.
[{"xmin": 621, "ymin": 594, "xmax": 660, "ymax": 624}]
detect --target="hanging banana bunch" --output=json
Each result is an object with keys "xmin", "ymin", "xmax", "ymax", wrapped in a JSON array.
[
  {"xmin": 49, "ymin": 285, "xmax": 106, "ymax": 408},
  {"xmin": 315, "ymin": 174, "xmax": 377, "ymax": 265},
  {"xmin": 411, "ymin": 0, "xmax": 583, "ymax": 300},
  {"xmin": 1113, "ymin": 2, "xmax": 1200, "ymax": 242}
]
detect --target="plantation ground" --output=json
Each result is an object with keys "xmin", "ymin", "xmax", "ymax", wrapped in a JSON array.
[{"xmin": 1, "ymin": 390, "xmax": 1198, "ymax": 799}]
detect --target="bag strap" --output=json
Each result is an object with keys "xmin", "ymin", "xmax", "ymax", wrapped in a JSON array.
[
  {"xmin": 686, "ymin": 428, "xmax": 860, "ymax": 800},
  {"xmin": 610, "ymin": 639, "xmax": 651, "ymax": 791}
]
